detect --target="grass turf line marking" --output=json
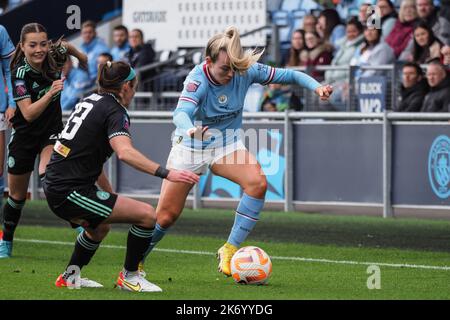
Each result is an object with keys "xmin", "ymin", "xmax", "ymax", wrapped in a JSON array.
[{"xmin": 14, "ymin": 238, "xmax": 450, "ymax": 271}]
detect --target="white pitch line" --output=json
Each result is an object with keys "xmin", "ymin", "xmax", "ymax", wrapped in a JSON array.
[{"xmin": 14, "ymin": 238, "xmax": 450, "ymax": 271}]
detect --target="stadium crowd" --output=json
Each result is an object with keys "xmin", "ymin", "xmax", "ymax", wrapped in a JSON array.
[{"xmin": 1, "ymin": 0, "xmax": 450, "ymax": 112}]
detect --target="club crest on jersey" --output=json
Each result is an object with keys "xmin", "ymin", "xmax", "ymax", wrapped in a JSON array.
[
  {"xmin": 14, "ymin": 80, "xmax": 26, "ymax": 96},
  {"xmin": 186, "ymin": 80, "xmax": 201, "ymax": 92},
  {"xmin": 218, "ymin": 95, "xmax": 228, "ymax": 104}
]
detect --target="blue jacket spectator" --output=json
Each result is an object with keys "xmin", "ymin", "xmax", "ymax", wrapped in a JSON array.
[
  {"xmin": 0, "ymin": 24, "xmax": 15, "ymax": 114},
  {"xmin": 111, "ymin": 25, "xmax": 130, "ymax": 62},
  {"xmin": 80, "ymin": 20, "xmax": 110, "ymax": 84},
  {"xmin": 61, "ymin": 58, "xmax": 90, "ymax": 111}
]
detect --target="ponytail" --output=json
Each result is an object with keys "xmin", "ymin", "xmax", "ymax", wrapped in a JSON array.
[{"xmin": 205, "ymin": 26, "xmax": 264, "ymax": 73}]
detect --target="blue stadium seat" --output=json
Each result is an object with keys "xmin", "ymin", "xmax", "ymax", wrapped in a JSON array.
[
  {"xmin": 272, "ymin": 10, "xmax": 292, "ymax": 45},
  {"xmin": 292, "ymin": 9, "xmax": 306, "ymax": 31},
  {"xmin": 281, "ymin": 0, "xmax": 301, "ymax": 11}
]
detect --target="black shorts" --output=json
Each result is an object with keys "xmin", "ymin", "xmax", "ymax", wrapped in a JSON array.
[
  {"xmin": 43, "ymin": 184, "xmax": 118, "ymax": 229},
  {"xmin": 7, "ymin": 131, "xmax": 59, "ymax": 175}
]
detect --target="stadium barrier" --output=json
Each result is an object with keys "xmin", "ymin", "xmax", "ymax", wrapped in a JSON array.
[{"xmin": 17, "ymin": 111, "xmax": 446, "ymax": 219}]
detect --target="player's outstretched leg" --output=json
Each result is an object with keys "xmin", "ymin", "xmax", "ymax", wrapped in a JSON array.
[
  {"xmin": 0, "ymin": 197, "xmax": 26, "ymax": 259},
  {"xmin": 55, "ymin": 227, "xmax": 109, "ymax": 288}
]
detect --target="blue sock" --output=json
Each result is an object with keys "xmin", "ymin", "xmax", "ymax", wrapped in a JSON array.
[
  {"xmin": 227, "ymin": 193, "xmax": 265, "ymax": 247},
  {"xmin": 142, "ymin": 223, "xmax": 168, "ymax": 263}
]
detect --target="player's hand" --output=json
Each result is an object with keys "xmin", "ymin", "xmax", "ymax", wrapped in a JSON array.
[
  {"xmin": 48, "ymin": 77, "xmax": 65, "ymax": 97},
  {"xmin": 315, "ymin": 85, "xmax": 333, "ymax": 101},
  {"xmin": 5, "ymin": 107, "xmax": 16, "ymax": 127},
  {"xmin": 186, "ymin": 126, "xmax": 212, "ymax": 140},
  {"xmin": 166, "ymin": 169, "xmax": 200, "ymax": 184}
]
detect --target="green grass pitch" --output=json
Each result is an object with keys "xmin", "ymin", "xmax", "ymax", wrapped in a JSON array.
[{"xmin": 0, "ymin": 201, "xmax": 449, "ymax": 300}]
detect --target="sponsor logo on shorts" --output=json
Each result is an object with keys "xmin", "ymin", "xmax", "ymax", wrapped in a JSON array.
[
  {"xmin": 96, "ymin": 191, "xmax": 111, "ymax": 201},
  {"xmin": 428, "ymin": 135, "xmax": 450, "ymax": 199},
  {"xmin": 7, "ymin": 156, "xmax": 15, "ymax": 168}
]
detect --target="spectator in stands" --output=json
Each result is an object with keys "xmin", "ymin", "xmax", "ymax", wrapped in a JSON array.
[
  {"xmin": 303, "ymin": 14, "xmax": 318, "ymax": 33},
  {"xmin": 376, "ymin": 0, "xmax": 398, "ymax": 40},
  {"xmin": 416, "ymin": 0, "xmax": 450, "ymax": 45},
  {"xmin": 127, "ymin": 29, "xmax": 156, "ymax": 91},
  {"xmin": 400, "ymin": 21, "xmax": 443, "ymax": 63},
  {"xmin": 111, "ymin": 25, "xmax": 130, "ymax": 62},
  {"xmin": 127, "ymin": 29, "xmax": 156, "ymax": 69},
  {"xmin": 397, "ymin": 62, "xmax": 429, "ymax": 111},
  {"xmin": 325, "ymin": 18, "xmax": 364, "ymax": 109},
  {"xmin": 60, "ymin": 58, "xmax": 91, "ymax": 111},
  {"xmin": 283, "ymin": 29, "xmax": 305, "ymax": 67},
  {"xmin": 442, "ymin": 45, "xmax": 450, "ymax": 66},
  {"xmin": 351, "ymin": 26, "xmax": 395, "ymax": 78},
  {"xmin": 422, "ymin": 59, "xmax": 450, "ymax": 112},
  {"xmin": 385, "ymin": 0, "xmax": 418, "ymax": 59},
  {"xmin": 80, "ymin": 20, "xmax": 111, "ymax": 85},
  {"xmin": 316, "ymin": 8, "xmax": 346, "ymax": 52},
  {"xmin": 358, "ymin": 3, "xmax": 372, "ymax": 26},
  {"xmin": 300, "ymin": 31, "xmax": 333, "ymax": 80},
  {"xmin": 97, "ymin": 52, "xmax": 113, "ymax": 68},
  {"xmin": 260, "ymin": 83, "xmax": 303, "ymax": 112}
]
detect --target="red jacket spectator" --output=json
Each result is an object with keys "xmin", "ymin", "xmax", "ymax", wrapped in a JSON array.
[{"xmin": 385, "ymin": 0, "xmax": 418, "ymax": 58}]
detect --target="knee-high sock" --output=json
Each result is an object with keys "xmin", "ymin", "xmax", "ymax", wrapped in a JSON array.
[
  {"xmin": 142, "ymin": 223, "xmax": 168, "ymax": 263},
  {"xmin": 124, "ymin": 225, "xmax": 154, "ymax": 272},
  {"xmin": 62, "ymin": 231, "xmax": 101, "ymax": 279},
  {"xmin": 2, "ymin": 197, "xmax": 26, "ymax": 242},
  {"xmin": 0, "ymin": 176, "xmax": 4, "ymax": 208},
  {"xmin": 227, "ymin": 193, "xmax": 265, "ymax": 247}
]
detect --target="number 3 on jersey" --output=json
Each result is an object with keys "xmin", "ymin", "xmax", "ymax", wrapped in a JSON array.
[{"xmin": 61, "ymin": 102, "xmax": 94, "ymax": 140}]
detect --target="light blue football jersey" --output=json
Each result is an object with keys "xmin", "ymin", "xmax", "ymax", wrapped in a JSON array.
[
  {"xmin": 173, "ymin": 61, "xmax": 321, "ymax": 149},
  {"xmin": 0, "ymin": 24, "xmax": 16, "ymax": 113}
]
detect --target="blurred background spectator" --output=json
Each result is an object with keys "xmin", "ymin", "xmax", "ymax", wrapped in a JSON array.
[
  {"xmin": 351, "ymin": 27, "xmax": 395, "ymax": 78},
  {"xmin": 442, "ymin": 45, "xmax": 450, "ymax": 66},
  {"xmin": 358, "ymin": 3, "xmax": 372, "ymax": 26},
  {"xmin": 325, "ymin": 17, "xmax": 364, "ymax": 110},
  {"xmin": 377, "ymin": 0, "xmax": 398, "ymax": 40},
  {"xmin": 316, "ymin": 8, "xmax": 346, "ymax": 53},
  {"xmin": 421, "ymin": 59, "xmax": 450, "ymax": 112},
  {"xmin": 416, "ymin": 0, "xmax": 450, "ymax": 44},
  {"xmin": 396, "ymin": 62, "xmax": 429, "ymax": 111},
  {"xmin": 400, "ymin": 21, "xmax": 443, "ymax": 63},
  {"xmin": 80, "ymin": 20, "xmax": 110, "ymax": 85},
  {"xmin": 385, "ymin": 0, "xmax": 418, "ymax": 59},
  {"xmin": 303, "ymin": 14, "xmax": 318, "ymax": 33},
  {"xmin": 282, "ymin": 29, "xmax": 305, "ymax": 67},
  {"xmin": 110, "ymin": 25, "xmax": 130, "ymax": 62},
  {"xmin": 300, "ymin": 30, "xmax": 333, "ymax": 80}
]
